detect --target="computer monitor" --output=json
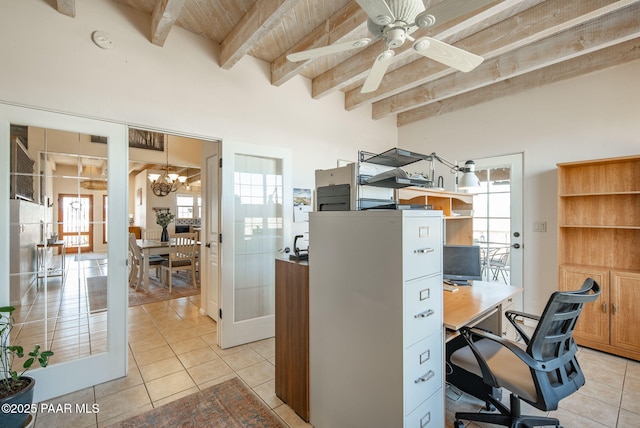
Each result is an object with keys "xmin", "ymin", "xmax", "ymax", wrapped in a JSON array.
[{"xmin": 443, "ymin": 245, "xmax": 482, "ymax": 285}]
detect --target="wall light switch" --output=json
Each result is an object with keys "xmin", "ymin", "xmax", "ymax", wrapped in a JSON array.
[{"xmin": 533, "ymin": 221, "xmax": 547, "ymax": 232}]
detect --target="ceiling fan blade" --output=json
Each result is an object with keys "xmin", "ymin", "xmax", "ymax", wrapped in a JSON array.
[
  {"xmin": 355, "ymin": 0, "xmax": 395, "ymax": 25},
  {"xmin": 415, "ymin": 0, "xmax": 498, "ymax": 28},
  {"xmin": 286, "ymin": 38, "xmax": 371, "ymax": 62},
  {"xmin": 412, "ymin": 37, "xmax": 483, "ymax": 72},
  {"xmin": 361, "ymin": 49, "xmax": 395, "ymax": 93}
]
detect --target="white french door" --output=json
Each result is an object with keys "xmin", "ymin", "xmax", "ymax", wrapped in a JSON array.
[
  {"xmin": 219, "ymin": 141, "xmax": 292, "ymax": 349},
  {"xmin": 1, "ymin": 104, "xmax": 128, "ymax": 402},
  {"xmin": 472, "ymin": 153, "xmax": 524, "ymax": 308}
]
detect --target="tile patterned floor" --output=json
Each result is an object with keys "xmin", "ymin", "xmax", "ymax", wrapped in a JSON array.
[{"xmin": 27, "ymin": 293, "xmax": 640, "ymax": 428}]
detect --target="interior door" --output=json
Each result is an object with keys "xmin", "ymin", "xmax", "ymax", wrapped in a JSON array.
[
  {"xmin": 219, "ymin": 141, "xmax": 292, "ymax": 349},
  {"xmin": 204, "ymin": 145, "xmax": 220, "ymax": 321},
  {"xmin": 1, "ymin": 103, "xmax": 128, "ymax": 402},
  {"xmin": 472, "ymin": 153, "xmax": 524, "ymax": 309},
  {"xmin": 58, "ymin": 194, "xmax": 94, "ymax": 253}
]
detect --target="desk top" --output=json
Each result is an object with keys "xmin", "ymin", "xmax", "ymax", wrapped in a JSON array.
[{"xmin": 443, "ymin": 281, "xmax": 522, "ymax": 331}]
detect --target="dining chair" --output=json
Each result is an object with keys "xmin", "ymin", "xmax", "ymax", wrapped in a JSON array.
[
  {"xmin": 128, "ymin": 233, "xmax": 165, "ymax": 291},
  {"xmin": 160, "ymin": 232, "xmax": 198, "ymax": 293}
]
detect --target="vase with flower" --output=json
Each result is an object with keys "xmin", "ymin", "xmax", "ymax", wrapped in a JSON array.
[{"xmin": 155, "ymin": 210, "xmax": 175, "ymax": 242}]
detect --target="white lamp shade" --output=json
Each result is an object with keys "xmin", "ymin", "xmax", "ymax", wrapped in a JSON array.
[
  {"xmin": 458, "ymin": 160, "xmax": 480, "ymax": 191},
  {"xmin": 148, "ymin": 173, "xmax": 161, "ymax": 182}
]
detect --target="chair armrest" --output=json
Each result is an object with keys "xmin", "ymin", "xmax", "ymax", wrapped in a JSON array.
[{"xmin": 505, "ymin": 310, "xmax": 540, "ymax": 345}]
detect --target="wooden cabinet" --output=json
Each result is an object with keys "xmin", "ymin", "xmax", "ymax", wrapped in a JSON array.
[
  {"xmin": 128, "ymin": 226, "xmax": 142, "ymax": 239},
  {"xmin": 274, "ymin": 259, "xmax": 309, "ymax": 421},
  {"xmin": 399, "ymin": 188, "xmax": 474, "ymax": 244},
  {"xmin": 309, "ymin": 211, "xmax": 444, "ymax": 427},
  {"xmin": 557, "ymin": 155, "xmax": 640, "ymax": 361}
]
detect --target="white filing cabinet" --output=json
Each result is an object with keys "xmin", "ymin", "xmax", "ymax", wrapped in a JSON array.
[{"xmin": 309, "ymin": 210, "xmax": 443, "ymax": 428}]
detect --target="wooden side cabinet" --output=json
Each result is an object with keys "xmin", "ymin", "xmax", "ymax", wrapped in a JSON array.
[
  {"xmin": 557, "ymin": 155, "xmax": 640, "ymax": 361},
  {"xmin": 275, "ymin": 258, "xmax": 309, "ymax": 421}
]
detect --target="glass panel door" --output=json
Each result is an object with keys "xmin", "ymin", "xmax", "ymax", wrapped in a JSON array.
[
  {"xmin": 1, "ymin": 104, "xmax": 128, "ymax": 402},
  {"xmin": 219, "ymin": 141, "xmax": 292, "ymax": 349},
  {"xmin": 472, "ymin": 153, "xmax": 523, "ymax": 298}
]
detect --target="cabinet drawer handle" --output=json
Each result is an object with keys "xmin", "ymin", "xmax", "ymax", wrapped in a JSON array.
[
  {"xmin": 420, "ymin": 411, "xmax": 431, "ymax": 427},
  {"xmin": 603, "ymin": 302, "xmax": 607, "ymax": 313},
  {"xmin": 419, "ymin": 349, "xmax": 431, "ymax": 364},
  {"xmin": 414, "ymin": 309, "xmax": 435, "ymax": 319},
  {"xmin": 612, "ymin": 303, "xmax": 617, "ymax": 315},
  {"xmin": 414, "ymin": 370, "xmax": 435, "ymax": 384},
  {"xmin": 414, "ymin": 247, "xmax": 435, "ymax": 254}
]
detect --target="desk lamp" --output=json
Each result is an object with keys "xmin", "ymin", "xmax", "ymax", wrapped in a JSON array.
[{"xmin": 427, "ymin": 153, "xmax": 480, "ymax": 192}]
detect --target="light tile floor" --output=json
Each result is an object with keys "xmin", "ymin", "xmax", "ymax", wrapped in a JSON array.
[{"xmin": 28, "ymin": 293, "xmax": 640, "ymax": 428}]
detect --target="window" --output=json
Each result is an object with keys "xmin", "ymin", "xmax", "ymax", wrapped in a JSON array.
[{"xmin": 176, "ymin": 194, "xmax": 195, "ymax": 219}]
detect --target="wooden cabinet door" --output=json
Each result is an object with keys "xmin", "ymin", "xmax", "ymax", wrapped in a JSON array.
[
  {"xmin": 610, "ymin": 271, "xmax": 640, "ymax": 353},
  {"xmin": 559, "ymin": 265, "xmax": 609, "ymax": 346}
]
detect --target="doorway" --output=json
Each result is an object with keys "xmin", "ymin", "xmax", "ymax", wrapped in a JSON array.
[
  {"xmin": 58, "ymin": 194, "xmax": 94, "ymax": 253},
  {"xmin": 472, "ymin": 153, "xmax": 524, "ymax": 301}
]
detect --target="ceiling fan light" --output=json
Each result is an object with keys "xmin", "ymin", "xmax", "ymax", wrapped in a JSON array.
[
  {"xmin": 415, "ymin": 12, "xmax": 436, "ymax": 28},
  {"xmin": 374, "ymin": 15, "xmax": 393, "ymax": 26}
]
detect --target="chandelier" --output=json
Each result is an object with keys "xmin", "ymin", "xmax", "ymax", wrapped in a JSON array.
[{"xmin": 147, "ymin": 141, "xmax": 186, "ymax": 197}]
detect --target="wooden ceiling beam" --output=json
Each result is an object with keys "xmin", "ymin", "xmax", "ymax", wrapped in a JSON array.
[
  {"xmin": 374, "ymin": 0, "xmax": 640, "ymax": 119},
  {"xmin": 271, "ymin": 2, "xmax": 367, "ymax": 87},
  {"xmin": 56, "ymin": 0, "xmax": 76, "ymax": 17},
  {"xmin": 398, "ymin": 38, "xmax": 640, "ymax": 126},
  {"xmin": 348, "ymin": 0, "xmax": 621, "ymax": 111},
  {"xmin": 151, "ymin": 0, "xmax": 187, "ymax": 47},
  {"xmin": 310, "ymin": 0, "xmax": 534, "ymax": 99},
  {"xmin": 220, "ymin": 0, "xmax": 298, "ymax": 70}
]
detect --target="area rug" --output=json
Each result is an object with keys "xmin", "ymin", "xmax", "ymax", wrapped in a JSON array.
[
  {"xmin": 86, "ymin": 275, "xmax": 108, "ymax": 313},
  {"xmin": 75, "ymin": 253, "xmax": 108, "ymax": 262},
  {"xmin": 86, "ymin": 275, "xmax": 200, "ymax": 312},
  {"xmin": 111, "ymin": 377, "xmax": 285, "ymax": 428}
]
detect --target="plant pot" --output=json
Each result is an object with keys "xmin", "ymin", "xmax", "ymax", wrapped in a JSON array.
[{"xmin": 0, "ymin": 376, "xmax": 35, "ymax": 428}]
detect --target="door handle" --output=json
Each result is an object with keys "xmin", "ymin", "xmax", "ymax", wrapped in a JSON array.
[{"xmin": 205, "ymin": 242, "xmax": 211, "ymax": 248}]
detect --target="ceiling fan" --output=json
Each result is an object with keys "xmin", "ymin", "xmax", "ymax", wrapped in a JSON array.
[{"xmin": 286, "ymin": 0, "xmax": 491, "ymax": 93}]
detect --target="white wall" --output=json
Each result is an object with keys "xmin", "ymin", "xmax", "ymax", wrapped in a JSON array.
[
  {"xmin": 399, "ymin": 60, "xmax": 640, "ymax": 314},
  {"xmin": 0, "ymin": 0, "xmax": 397, "ymax": 242}
]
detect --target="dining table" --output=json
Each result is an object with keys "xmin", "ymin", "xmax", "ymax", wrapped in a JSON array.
[{"xmin": 136, "ymin": 237, "xmax": 200, "ymax": 292}]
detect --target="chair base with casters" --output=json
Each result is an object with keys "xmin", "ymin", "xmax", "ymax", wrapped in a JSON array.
[{"xmin": 450, "ymin": 278, "xmax": 600, "ymax": 428}]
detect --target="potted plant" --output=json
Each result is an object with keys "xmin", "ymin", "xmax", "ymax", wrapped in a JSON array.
[
  {"xmin": 155, "ymin": 210, "xmax": 175, "ymax": 242},
  {"xmin": 1, "ymin": 306, "xmax": 53, "ymax": 428}
]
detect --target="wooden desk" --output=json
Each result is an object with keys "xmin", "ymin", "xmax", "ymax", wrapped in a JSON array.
[
  {"xmin": 444, "ymin": 281, "xmax": 522, "ymax": 333},
  {"xmin": 275, "ymin": 258, "xmax": 309, "ymax": 421},
  {"xmin": 443, "ymin": 281, "xmax": 522, "ymax": 404}
]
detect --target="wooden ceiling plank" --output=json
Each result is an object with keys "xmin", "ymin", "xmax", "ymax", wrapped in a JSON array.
[
  {"xmin": 348, "ymin": 0, "xmax": 624, "ymax": 111},
  {"xmin": 219, "ymin": 0, "xmax": 299, "ymax": 70},
  {"xmin": 151, "ymin": 0, "xmax": 187, "ymax": 46},
  {"xmin": 374, "ymin": 1, "xmax": 640, "ymax": 119},
  {"xmin": 398, "ymin": 38, "xmax": 640, "ymax": 126},
  {"xmin": 56, "ymin": 0, "xmax": 76, "ymax": 17},
  {"xmin": 271, "ymin": 2, "xmax": 367, "ymax": 86},
  {"xmin": 311, "ymin": 0, "xmax": 534, "ymax": 99}
]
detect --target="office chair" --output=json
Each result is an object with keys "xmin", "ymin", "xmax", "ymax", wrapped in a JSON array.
[{"xmin": 450, "ymin": 278, "xmax": 600, "ymax": 428}]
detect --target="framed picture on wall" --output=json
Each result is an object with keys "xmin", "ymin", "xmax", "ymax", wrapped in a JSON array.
[{"xmin": 128, "ymin": 128, "xmax": 165, "ymax": 151}]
